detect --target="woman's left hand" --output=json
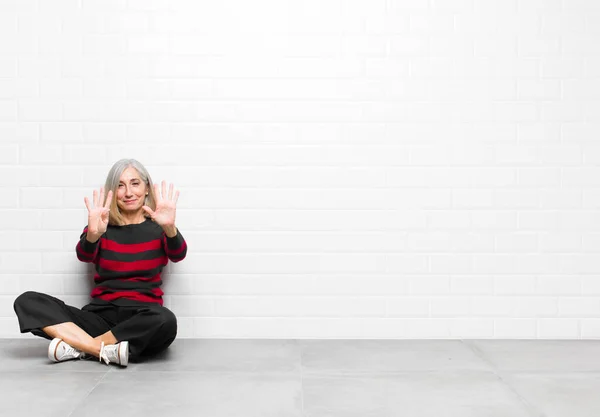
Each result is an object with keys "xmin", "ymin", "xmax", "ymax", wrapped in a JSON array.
[{"xmin": 142, "ymin": 181, "xmax": 179, "ymax": 235}]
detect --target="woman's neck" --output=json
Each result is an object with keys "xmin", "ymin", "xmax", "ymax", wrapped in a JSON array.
[{"xmin": 121, "ymin": 211, "xmax": 146, "ymax": 225}]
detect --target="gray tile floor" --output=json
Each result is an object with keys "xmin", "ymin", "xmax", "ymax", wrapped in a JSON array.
[{"xmin": 1, "ymin": 338, "xmax": 600, "ymax": 417}]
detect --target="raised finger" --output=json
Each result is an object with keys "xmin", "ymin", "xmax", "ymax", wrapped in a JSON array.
[
  {"xmin": 142, "ymin": 205, "xmax": 154, "ymax": 217},
  {"xmin": 84, "ymin": 196, "xmax": 91, "ymax": 212},
  {"xmin": 99, "ymin": 187, "xmax": 105, "ymax": 209},
  {"xmin": 92, "ymin": 189, "xmax": 98, "ymax": 208},
  {"xmin": 104, "ymin": 190, "xmax": 113, "ymax": 209},
  {"xmin": 174, "ymin": 190, "xmax": 180, "ymax": 205},
  {"xmin": 154, "ymin": 183, "xmax": 161, "ymax": 201},
  {"xmin": 161, "ymin": 180, "xmax": 167, "ymax": 200},
  {"xmin": 168, "ymin": 183, "xmax": 174, "ymax": 200}
]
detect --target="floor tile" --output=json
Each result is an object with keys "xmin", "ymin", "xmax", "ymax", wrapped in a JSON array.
[
  {"xmin": 300, "ymin": 340, "xmax": 492, "ymax": 375},
  {"xmin": 0, "ymin": 372, "xmax": 105, "ymax": 417},
  {"xmin": 507, "ymin": 373, "xmax": 600, "ymax": 417},
  {"xmin": 303, "ymin": 372, "xmax": 535, "ymax": 417},
  {"xmin": 128, "ymin": 339, "xmax": 300, "ymax": 374},
  {"xmin": 70, "ymin": 371, "xmax": 303, "ymax": 417},
  {"xmin": 467, "ymin": 340, "xmax": 600, "ymax": 372}
]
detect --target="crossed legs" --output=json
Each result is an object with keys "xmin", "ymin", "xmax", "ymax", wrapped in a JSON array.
[
  {"xmin": 14, "ymin": 291, "xmax": 177, "ymax": 362},
  {"xmin": 42, "ymin": 322, "xmax": 117, "ymax": 358}
]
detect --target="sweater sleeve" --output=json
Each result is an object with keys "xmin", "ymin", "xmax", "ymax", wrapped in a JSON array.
[
  {"xmin": 162, "ymin": 229, "xmax": 187, "ymax": 263},
  {"xmin": 75, "ymin": 226, "xmax": 101, "ymax": 263}
]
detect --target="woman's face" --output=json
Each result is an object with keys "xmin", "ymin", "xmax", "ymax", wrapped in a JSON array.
[{"xmin": 116, "ymin": 167, "xmax": 148, "ymax": 214}]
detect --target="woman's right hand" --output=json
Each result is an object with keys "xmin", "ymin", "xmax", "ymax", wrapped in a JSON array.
[{"xmin": 84, "ymin": 187, "xmax": 113, "ymax": 242}]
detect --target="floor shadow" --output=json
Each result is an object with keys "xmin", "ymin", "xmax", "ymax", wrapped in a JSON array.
[{"xmin": 131, "ymin": 348, "xmax": 172, "ymax": 364}]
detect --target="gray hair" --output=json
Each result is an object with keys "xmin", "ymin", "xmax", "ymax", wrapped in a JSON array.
[{"xmin": 104, "ymin": 158, "xmax": 157, "ymax": 225}]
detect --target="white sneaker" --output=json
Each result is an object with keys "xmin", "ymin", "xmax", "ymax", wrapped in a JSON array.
[
  {"xmin": 48, "ymin": 338, "xmax": 85, "ymax": 363},
  {"xmin": 99, "ymin": 341, "xmax": 129, "ymax": 367}
]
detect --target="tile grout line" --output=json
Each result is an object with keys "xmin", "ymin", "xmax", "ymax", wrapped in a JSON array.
[
  {"xmin": 461, "ymin": 340, "xmax": 545, "ymax": 417},
  {"xmin": 65, "ymin": 366, "xmax": 112, "ymax": 417},
  {"xmin": 298, "ymin": 340, "xmax": 305, "ymax": 416}
]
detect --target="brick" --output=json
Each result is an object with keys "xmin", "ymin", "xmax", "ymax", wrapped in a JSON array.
[
  {"xmin": 21, "ymin": 188, "xmax": 64, "ymax": 208},
  {"xmin": 450, "ymin": 276, "xmax": 493, "ymax": 294},
  {"xmin": 559, "ymin": 297, "xmax": 600, "ymax": 317},
  {"xmin": 0, "ymin": 101, "xmax": 17, "ymax": 122},
  {"xmin": 386, "ymin": 297, "xmax": 430, "ymax": 317},
  {"xmin": 0, "ymin": 188, "xmax": 18, "ymax": 208},
  {"xmin": 41, "ymin": 123, "xmax": 83, "ymax": 143},
  {"xmin": 538, "ymin": 319, "xmax": 580, "ymax": 338},
  {"xmin": 450, "ymin": 319, "xmax": 494, "ymax": 337},
  {"xmin": 494, "ymin": 319, "xmax": 536, "ymax": 338}
]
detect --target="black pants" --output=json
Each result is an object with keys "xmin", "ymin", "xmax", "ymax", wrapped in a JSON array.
[{"xmin": 13, "ymin": 291, "xmax": 177, "ymax": 360}]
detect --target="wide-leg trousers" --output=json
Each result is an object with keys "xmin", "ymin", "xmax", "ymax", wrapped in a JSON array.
[{"xmin": 13, "ymin": 291, "xmax": 177, "ymax": 360}]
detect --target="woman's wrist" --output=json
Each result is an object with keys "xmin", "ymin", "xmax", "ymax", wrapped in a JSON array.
[
  {"xmin": 163, "ymin": 225, "xmax": 177, "ymax": 238},
  {"xmin": 86, "ymin": 232, "xmax": 102, "ymax": 243}
]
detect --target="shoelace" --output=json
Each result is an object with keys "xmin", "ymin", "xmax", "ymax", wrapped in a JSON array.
[
  {"xmin": 57, "ymin": 343, "xmax": 80, "ymax": 361},
  {"xmin": 99, "ymin": 341, "xmax": 110, "ymax": 365},
  {"xmin": 64, "ymin": 346, "xmax": 79, "ymax": 358}
]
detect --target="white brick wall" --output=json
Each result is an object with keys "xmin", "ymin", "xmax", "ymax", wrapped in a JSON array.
[{"xmin": 1, "ymin": 0, "xmax": 599, "ymax": 339}]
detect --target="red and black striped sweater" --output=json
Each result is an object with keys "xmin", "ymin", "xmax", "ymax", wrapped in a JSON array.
[{"xmin": 75, "ymin": 218, "xmax": 187, "ymax": 306}]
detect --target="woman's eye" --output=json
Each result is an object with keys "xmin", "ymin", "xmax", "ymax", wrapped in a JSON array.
[{"xmin": 118, "ymin": 184, "xmax": 124, "ymax": 188}]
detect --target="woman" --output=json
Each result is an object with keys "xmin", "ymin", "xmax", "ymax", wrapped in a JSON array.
[{"xmin": 13, "ymin": 159, "xmax": 187, "ymax": 367}]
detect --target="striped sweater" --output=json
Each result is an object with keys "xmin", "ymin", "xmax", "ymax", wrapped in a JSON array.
[{"xmin": 76, "ymin": 218, "xmax": 187, "ymax": 306}]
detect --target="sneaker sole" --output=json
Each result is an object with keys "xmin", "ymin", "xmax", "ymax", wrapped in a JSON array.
[
  {"xmin": 48, "ymin": 338, "xmax": 63, "ymax": 362},
  {"xmin": 118, "ymin": 341, "xmax": 129, "ymax": 367}
]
